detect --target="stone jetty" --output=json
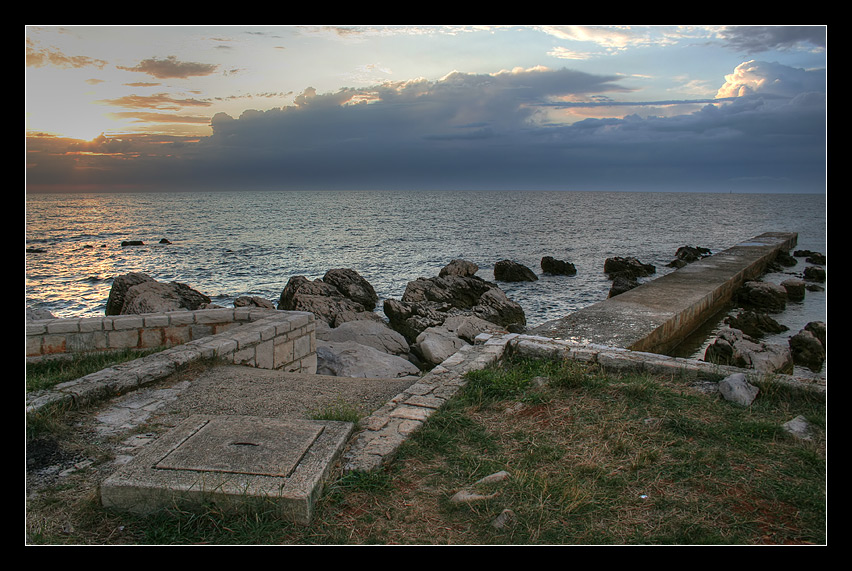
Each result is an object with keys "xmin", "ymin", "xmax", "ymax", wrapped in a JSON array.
[{"xmin": 530, "ymin": 232, "xmax": 799, "ymax": 355}]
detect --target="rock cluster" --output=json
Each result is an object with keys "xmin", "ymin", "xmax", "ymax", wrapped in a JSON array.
[
  {"xmin": 100, "ymin": 261, "xmax": 527, "ymax": 378},
  {"xmin": 704, "ymin": 248, "xmax": 826, "ymax": 374},
  {"xmin": 604, "ymin": 255, "xmax": 655, "ymax": 298},
  {"xmin": 278, "ymin": 268, "xmax": 381, "ymax": 327},
  {"xmin": 383, "ymin": 260, "xmax": 526, "ymax": 344},
  {"xmin": 704, "ymin": 327, "xmax": 794, "ymax": 374},
  {"xmin": 666, "ymin": 245, "xmax": 712, "ymax": 268}
]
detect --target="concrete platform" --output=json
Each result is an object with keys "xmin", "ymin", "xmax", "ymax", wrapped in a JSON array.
[
  {"xmin": 530, "ymin": 232, "xmax": 798, "ymax": 355},
  {"xmin": 100, "ymin": 414, "xmax": 353, "ymax": 524}
]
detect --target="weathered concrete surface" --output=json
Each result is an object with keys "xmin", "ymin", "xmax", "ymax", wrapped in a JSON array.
[
  {"xmin": 100, "ymin": 415, "xmax": 353, "ymax": 525},
  {"xmin": 530, "ymin": 232, "xmax": 798, "ymax": 355}
]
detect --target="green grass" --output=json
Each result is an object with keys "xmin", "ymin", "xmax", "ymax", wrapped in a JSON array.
[
  {"xmin": 307, "ymin": 398, "xmax": 367, "ymax": 424},
  {"xmin": 25, "ymin": 354, "xmax": 826, "ymax": 545},
  {"xmin": 26, "ymin": 348, "xmax": 163, "ymax": 393}
]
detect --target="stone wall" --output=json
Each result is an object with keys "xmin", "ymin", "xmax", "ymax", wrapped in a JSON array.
[{"xmin": 26, "ymin": 309, "xmax": 317, "ymax": 414}]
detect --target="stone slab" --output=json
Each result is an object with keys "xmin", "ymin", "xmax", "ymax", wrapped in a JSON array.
[{"xmin": 100, "ymin": 414, "xmax": 353, "ymax": 524}]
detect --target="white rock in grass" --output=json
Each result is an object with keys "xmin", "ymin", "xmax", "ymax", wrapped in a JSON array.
[{"xmin": 719, "ymin": 373, "xmax": 759, "ymax": 406}]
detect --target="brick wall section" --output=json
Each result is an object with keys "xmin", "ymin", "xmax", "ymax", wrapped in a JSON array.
[{"xmin": 26, "ymin": 309, "xmax": 317, "ymax": 414}]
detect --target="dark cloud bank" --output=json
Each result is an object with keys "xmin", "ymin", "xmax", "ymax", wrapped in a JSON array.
[{"xmin": 27, "ymin": 62, "xmax": 826, "ymax": 194}]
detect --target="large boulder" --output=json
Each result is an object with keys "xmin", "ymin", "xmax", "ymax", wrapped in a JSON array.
[
  {"xmin": 541, "ymin": 256, "xmax": 577, "ymax": 276},
  {"xmin": 704, "ymin": 327, "xmax": 793, "ymax": 374},
  {"xmin": 105, "ymin": 272, "xmax": 156, "ymax": 315},
  {"xmin": 734, "ymin": 280, "xmax": 787, "ymax": 312},
  {"xmin": 439, "ymin": 259, "xmax": 479, "ymax": 278},
  {"xmin": 494, "ymin": 260, "xmax": 538, "ymax": 282},
  {"xmin": 322, "ymin": 268, "xmax": 379, "ymax": 310},
  {"xmin": 780, "ymin": 278, "xmax": 806, "ymax": 302},
  {"xmin": 804, "ymin": 321, "xmax": 826, "ymax": 347},
  {"xmin": 383, "ymin": 260, "xmax": 525, "ymax": 343},
  {"xmin": 789, "ymin": 324, "xmax": 826, "ymax": 372},
  {"xmin": 412, "ymin": 326, "xmax": 469, "ymax": 366},
  {"xmin": 604, "ymin": 256, "xmax": 655, "ymax": 279},
  {"xmin": 278, "ymin": 270, "xmax": 382, "ymax": 327},
  {"xmin": 106, "ymin": 273, "xmax": 211, "ymax": 315},
  {"xmin": 315, "ymin": 340, "xmax": 420, "ymax": 378},
  {"xmin": 442, "ymin": 314, "xmax": 505, "ymax": 343},
  {"xmin": 723, "ymin": 310, "xmax": 788, "ymax": 338},
  {"xmin": 317, "ymin": 319, "xmax": 410, "ymax": 356}
]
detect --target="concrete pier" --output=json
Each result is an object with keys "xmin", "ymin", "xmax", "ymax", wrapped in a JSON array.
[{"xmin": 529, "ymin": 232, "xmax": 798, "ymax": 355}]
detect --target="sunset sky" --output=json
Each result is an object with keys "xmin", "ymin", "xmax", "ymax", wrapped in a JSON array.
[{"xmin": 25, "ymin": 25, "xmax": 827, "ymax": 193}]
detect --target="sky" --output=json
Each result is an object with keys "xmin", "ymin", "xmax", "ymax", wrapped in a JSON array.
[{"xmin": 25, "ymin": 25, "xmax": 827, "ymax": 194}]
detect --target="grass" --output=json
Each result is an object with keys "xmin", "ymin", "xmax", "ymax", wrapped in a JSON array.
[{"xmin": 25, "ymin": 354, "xmax": 826, "ymax": 545}]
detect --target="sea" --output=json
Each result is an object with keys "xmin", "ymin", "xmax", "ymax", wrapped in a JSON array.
[{"xmin": 25, "ymin": 190, "xmax": 827, "ymax": 374}]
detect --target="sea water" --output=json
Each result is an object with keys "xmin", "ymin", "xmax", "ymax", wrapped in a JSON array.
[{"xmin": 25, "ymin": 190, "xmax": 827, "ymax": 369}]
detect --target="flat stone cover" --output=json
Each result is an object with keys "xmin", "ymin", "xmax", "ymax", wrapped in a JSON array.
[
  {"xmin": 155, "ymin": 416, "xmax": 323, "ymax": 477},
  {"xmin": 100, "ymin": 414, "xmax": 353, "ymax": 524}
]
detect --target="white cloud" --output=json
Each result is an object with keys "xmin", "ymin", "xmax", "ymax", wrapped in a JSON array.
[{"xmin": 716, "ymin": 60, "xmax": 826, "ymax": 99}]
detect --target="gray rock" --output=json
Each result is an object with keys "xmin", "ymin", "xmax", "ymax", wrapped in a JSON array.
[
  {"xmin": 318, "ymin": 319, "xmax": 410, "ymax": 356},
  {"xmin": 735, "ymin": 280, "xmax": 787, "ymax": 312},
  {"xmin": 315, "ymin": 340, "xmax": 420, "ymax": 379},
  {"xmin": 409, "ymin": 314, "xmax": 506, "ymax": 366},
  {"xmin": 789, "ymin": 328, "xmax": 825, "ymax": 372},
  {"xmin": 782, "ymin": 415, "xmax": 815, "ymax": 440},
  {"xmin": 233, "ymin": 296, "xmax": 276, "ymax": 309},
  {"xmin": 439, "ymin": 259, "xmax": 479, "ymax": 278},
  {"xmin": 608, "ymin": 275, "xmax": 639, "ymax": 297},
  {"xmin": 412, "ymin": 326, "xmax": 469, "ymax": 366},
  {"xmin": 724, "ymin": 310, "xmax": 788, "ymax": 337},
  {"xmin": 442, "ymin": 315, "xmax": 505, "ymax": 343},
  {"xmin": 491, "ymin": 509, "xmax": 517, "ymax": 530},
  {"xmin": 780, "ymin": 278, "xmax": 806, "ymax": 301},
  {"xmin": 494, "ymin": 259, "xmax": 538, "ymax": 282},
  {"xmin": 541, "ymin": 256, "xmax": 577, "ymax": 276},
  {"xmin": 666, "ymin": 245, "xmax": 712, "ymax": 268},
  {"xmin": 106, "ymin": 272, "xmax": 157, "ymax": 315},
  {"xmin": 718, "ymin": 372, "xmax": 759, "ymax": 406},
  {"xmin": 604, "ymin": 256, "xmax": 655, "ymax": 279},
  {"xmin": 804, "ymin": 321, "xmax": 826, "ymax": 347},
  {"xmin": 803, "ymin": 266, "xmax": 826, "ymax": 283},
  {"xmin": 27, "ymin": 308, "xmax": 56, "ymax": 320},
  {"xmin": 322, "ymin": 268, "xmax": 379, "ymax": 310}
]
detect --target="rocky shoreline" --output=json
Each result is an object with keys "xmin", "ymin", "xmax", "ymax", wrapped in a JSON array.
[{"xmin": 27, "ymin": 245, "xmax": 826, "ymax": 379}]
